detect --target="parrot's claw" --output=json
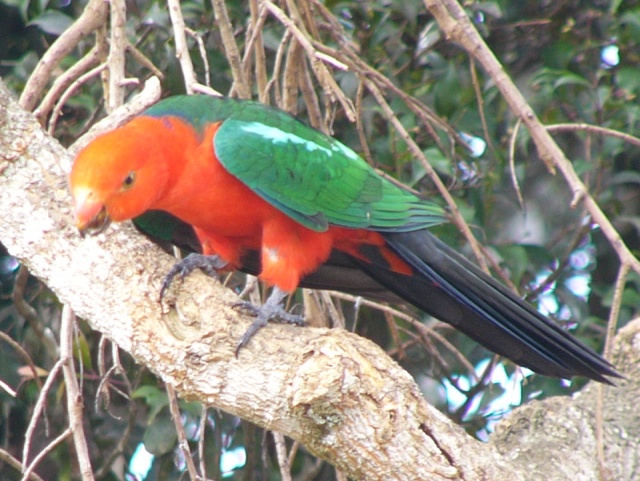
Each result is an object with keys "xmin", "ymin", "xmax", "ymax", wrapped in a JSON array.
[
  {"xmin": 234, "ymin": 287, "xmax": 304, "ymax": 356},
  {"xmin": 160, "ymin": 253, "xmax": 227, "ymax": 302}
]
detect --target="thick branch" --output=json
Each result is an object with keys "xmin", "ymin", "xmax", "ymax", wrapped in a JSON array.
[{"xmin": 0, "ymin": 81, "xmax": 637, "ymax": 481}]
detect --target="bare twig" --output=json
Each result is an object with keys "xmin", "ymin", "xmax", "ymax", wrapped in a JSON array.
[
  {"xmin": 327, "ymin": 291, "xmax": 475, "ymax": 377},
  {"xmin": 60, "ymin": 305, "xmax": 94, "ymax": 480},
  {"xmin": 107, "ymin": 0, "xmax": 127, "ymax": 112},
  {"xmin": 166, "ymin": 383, "xmax": 200, "ymax": 480},
  {"xmin": 127, "ymin": 43, "xmax": 165, "ymax": 80},
  {"xmin": 273, "ymin": 431, "xmax": 293, "ymax": 481},
  {"xmin": 469, "ymin": 59, "xmax": 497, "ymax": 158},
  {"xmin": 192, "ymin": 84, "xmax": 224, "ymax": 96},
  {"xmin": 212, "ymin": 0, "xmax": 251, "ymax": 98},
  {"xmin": 0, "ymin": 449, "xmax": 45, "ymax": 481},
  {"xmin": 94, "ymin": 368, "xmax": 139, "ymax": 478},
  {"xmin": 0, "ymin": 328, "xmax": 45, "ymax": 393},
  {"xmin": 34, "ymin": 46, "xmax": 103, "ymax": 124},
  {"xmin": 19, "ymin": 0, "xmax": 109, "ymax": 111},
  {"xmin": 21, "ymin": 358, "xmax": 64, "ymax": 465},
  {"xmin": 283, "ymin": 38, "xmax": 302, "ymax": 113},
  {"xmin": 354, "ymin": 81, "xmax": 374, "ymax": 164},
  {"xmin": 299, "ymin": 59, "xmax": 323, "ymax": 129},
  {"xmin": 0, "ymin": 378, "xmax": 17, "ymax": 397},
  {"xmin": 186, "ymin": 28, "xmax": 211, "ymax": 88},
  {"xmin": 263, "ymin": 0, "xmax": 356, "ymax": 121},
  {"xmin": 546, "ymin": 123, "xmax": 640, "ymax": 148},
  {"xmin": 364, "ymin": 79, "xmax": 489, "ymax": 271},
  {"xmin": 596, "ymin": 263, "xmax": 628, "ymax": 479},
  {"xmin": 167, "ymin": 0, "xmax": 197, "ymax": 94},
  {"xmin": 21, "ymin": 428, "xmax": 72, "ymax": 481},
  {"xmin": 265, "ymin": 29, "xmax": 292, "ymax": 106},
  {"xmin": 48, "ymin": 63, "xmax": 108, "ymax": 135},
  {"xmin": 508, "ymin": 119, "xmax": 525, "ymax": 209},
  {"xmin": 197, "ymin": 405, "xmax": 208, "ymax": 481},
  {"xmin": 248, "ymin": 0, "xmax": 269, "ymax": 101}
]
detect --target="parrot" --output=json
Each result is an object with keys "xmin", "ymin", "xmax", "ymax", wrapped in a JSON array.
[{"xmin": 69, "ymin": 95, "xmax": 619, "ymax": 383}]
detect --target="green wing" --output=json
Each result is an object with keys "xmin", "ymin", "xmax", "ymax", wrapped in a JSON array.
[{"xmin": 146, "ymin": 95, "xmax": 446, "ymax": 233}]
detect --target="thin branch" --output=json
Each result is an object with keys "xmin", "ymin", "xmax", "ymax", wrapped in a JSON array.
[
  {"xmin": 263, "ymin": 0, "xmax": 356, "ymax": 121},
  {"xmin": 197, "ymin": 406, "xmax": 208, "ymax": 481},
  {"xmin": 94, "ymin": 370, "xmax": 139, "ymax": 479},
  {"xmin": 282, "ymin": 38, "xmax": 302, "ymax": 113},
  {"xmin": 167, "ymin": 0, "xmax": 197, "ymax": 94},
  {"xmin": 126, "ymin": 43, "xmax": 165, "ymax": 80},
  {"xmin": 21, "ymin": 428, "xmax": 72, "ymax": 481},
  {"xmin": 19, "ymin": 0, "xmax": 109, "ymax": 111},
  {"xmin": 0, "ymin": 327, "xmax": 45, "ymax": 393},
  {"xmin": 212, "ymin": 0, "xmax": 251, "ymax": 98},
  {"xmin": 0, "ymin": 449, "xmax": 45, "ymax": 481},
  {"xmin": 327, "ymin": 291, "xmax": 476, "ymax": 377},
  {"xmin": 107, "ymin": 0, "xmax": 127, "ymax": 112},
  {"xmin": 273, "ymin": 431, "xmax": 293, "ymax": 481},
  {"xmin": 546, "ymin": 123, "xmax": 640, "ymax": 149},
  {"xmin": 508, "ymin": 119, "xmax": 525, "ymax": 210},
  {"xmin": 265, "ymin": 29, "xmax": 292, "ymax": 106},
  {"xmin": 186, "ymin": 28, "xmax": 211, "ymax": 88},
  {"xmin": 21, "ymin": 358, "xmax": 65, "ymax": 466},
  {"xmin": 469, "ymin": 59, "xmax": 497, "ymax": 158},
  {"xmin": 354, "ymin": 80, "xmax": 374, "ymax": 165},
  {"xmin": 248, "ymin": 0, "xmax": 269, "ymax": 101},
  {"xmin": 364, "ymin": 79, "xmax": 489, "ymax": 271},
  {"xmin": 166, "ymin": 383, "xmax": 200, "ymax": 480},
  {"xmin": 48, "ymin": 63, "xmax": 108, "ymax": 135},
  {"xmin": 596, "ymin": 262, "xmax": 628, "ymax": 479},
  {"xmin": 60, "ymin": 305, "xmax": 95, "ymax": 481},
  {"xmin": 34, "ymin": 46, "xmax": 103, "ymax": 124},
  {"xmin": 0, "ymin": 378, "xmax": 17, "ymax": 397},
  {"xmin": 298, "ymin": 59, "xmax": 323, "ymax": 129}
]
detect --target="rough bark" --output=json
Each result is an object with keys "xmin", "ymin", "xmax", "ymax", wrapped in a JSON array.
[{"xmin": 0, "ymin": 80, "xmax": 637, "ymax": 481}]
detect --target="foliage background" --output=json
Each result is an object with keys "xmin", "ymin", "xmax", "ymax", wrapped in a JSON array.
[{"xmin": 1, "ymin": 0, "xmax": 639, "ymax": 479}]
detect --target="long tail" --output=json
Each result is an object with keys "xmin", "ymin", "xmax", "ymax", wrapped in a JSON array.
[
  {"xmin": 356, "ymin": 230, "xmax": 619, "ymax": 383},
  {"xmin": 134, "ymin": 211, "xmax": 619, "ymax": 383}
]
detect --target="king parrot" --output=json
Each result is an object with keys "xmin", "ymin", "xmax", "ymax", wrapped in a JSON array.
[{"xmin": 70, "ymin": 95, "xmax": 619, "ymax": 383}]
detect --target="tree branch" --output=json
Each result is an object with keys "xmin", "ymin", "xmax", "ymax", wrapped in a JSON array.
[{"xmin": 19, "ymin": 0, "xmax": 109, "ymax": 112}]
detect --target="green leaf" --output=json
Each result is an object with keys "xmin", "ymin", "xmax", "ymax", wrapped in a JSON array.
[
  {"xmin": 419, "ymin": 147, "xmax": 454, "ymax": 178},
  {"xmin": 133, "ymin": 385, "xmax": 169, "ymax": 423},
  {"xmin": 143, "ymin": 413, "xmax": 177, "ymax": 456},
  {"xmin": 616, "ymin": 67, "xmax": 640, "ymax": 95},
  {"xmin": 73, "ymin": 331, "xmax": 92, "ymax": 371},
  {"xmin": 541, "ymin": 40, "xmax": 576, "ymax": 69},
  {"xmin": 433, "ymin": 64, "xmax": 461, "ymax": 117},
  {"xmin": 533, "ymin": 68, "xmax": 591, "ymax": 90},
  {"xmin": 28, "ymin": 10, "xmax": 74, "ymax": 35}
]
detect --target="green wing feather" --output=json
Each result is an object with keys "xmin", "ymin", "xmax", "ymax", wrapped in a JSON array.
[{"xmin": 145, "ymin": 95, "xmax": 446, "ymax": 233}]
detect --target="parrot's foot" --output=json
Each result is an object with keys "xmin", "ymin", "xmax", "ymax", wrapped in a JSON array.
[
  {"xmin": 234, "ymin": 286, "xmax": 304, "ymax": 356},
  {"xmin": 160, "ymin": 253, "xmax": 227, "ymax": 302}
]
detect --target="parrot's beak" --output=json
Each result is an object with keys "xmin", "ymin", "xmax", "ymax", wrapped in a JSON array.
[{"xmin": 72, "ymin": 187, "xmax": 112, "ymax": 236}]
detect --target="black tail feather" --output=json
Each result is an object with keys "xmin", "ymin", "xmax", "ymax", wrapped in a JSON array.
[{"xmin": 367, "ymin": 230, "xmax": 620, "ymax": 383}]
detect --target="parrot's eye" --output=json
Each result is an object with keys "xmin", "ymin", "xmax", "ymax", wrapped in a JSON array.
[{"xmin": 122, "ymin": 171, "xmax": 136, "ymax": 189}]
